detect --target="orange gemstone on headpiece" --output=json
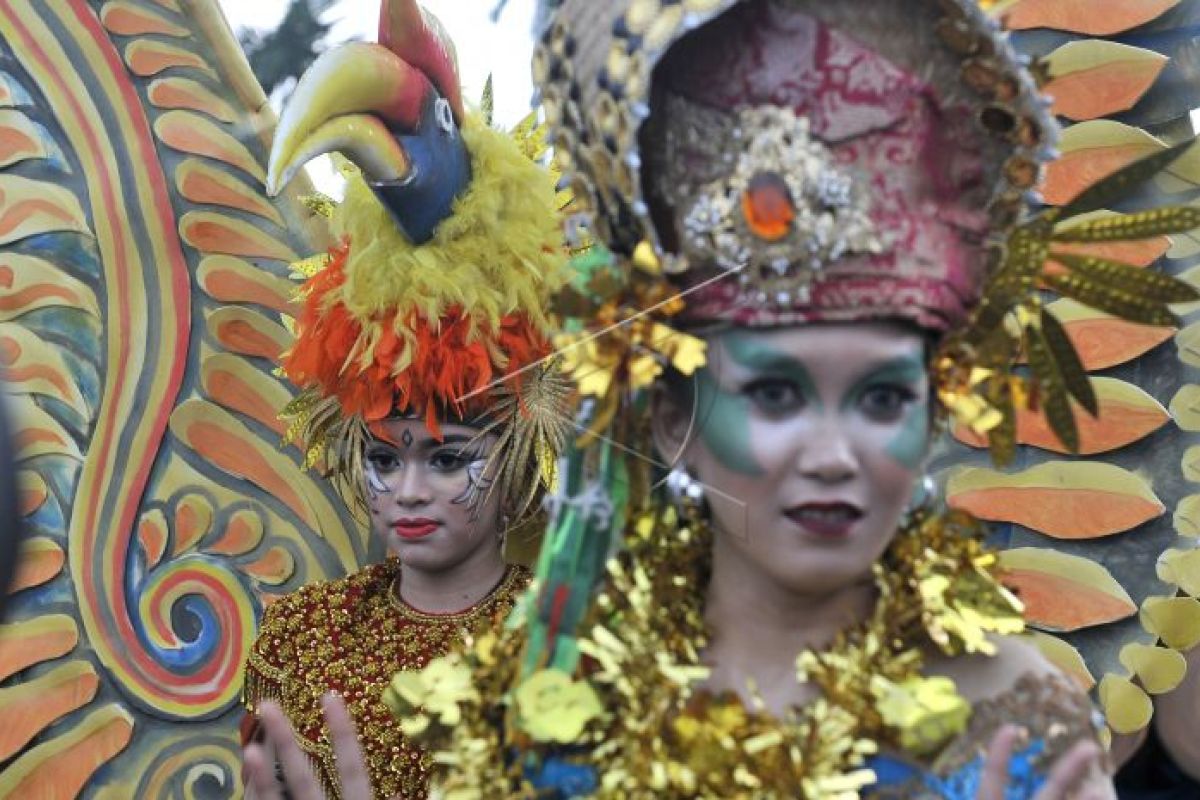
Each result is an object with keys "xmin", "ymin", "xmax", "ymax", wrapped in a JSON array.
[{"xmin": 741, "ymin": 172, "xmax": 795, "ymax": 241}]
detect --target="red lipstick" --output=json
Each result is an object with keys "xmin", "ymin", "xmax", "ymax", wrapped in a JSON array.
[
  {"xmin": 392, "ymin": 518, "xmax": 439, "ymax": 540},
  {"xmin": 784, "ymin": 502, "xmax": 863, "ymax": 538}
]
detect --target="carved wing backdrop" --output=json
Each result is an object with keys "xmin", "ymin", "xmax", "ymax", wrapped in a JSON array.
[
  {"xmin": 939, "ymin": 0, "xmax": 1200, "ymax": 737},
  {"xmin": 0, "ymin": 1, "xmax": 365, "ymax": 796}
]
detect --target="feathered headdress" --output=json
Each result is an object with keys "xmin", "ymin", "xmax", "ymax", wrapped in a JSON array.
[{"xmin": 267, "ymin": 0, "xmax": 570, "ymax": 520}]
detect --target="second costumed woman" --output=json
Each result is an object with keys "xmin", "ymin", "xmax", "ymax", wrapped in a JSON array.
[{"xmin": 239, "ymin": 1, "xmax": 570, "ymax": 797}]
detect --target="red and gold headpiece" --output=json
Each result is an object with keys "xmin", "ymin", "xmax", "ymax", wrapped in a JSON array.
[
  {"xmin": 268, "ymin": 0, "xmax": 570, "ymax": 516},
  {"xmin": 541, "ymin": 0, "xmax": 1200, "ymax": 459}
]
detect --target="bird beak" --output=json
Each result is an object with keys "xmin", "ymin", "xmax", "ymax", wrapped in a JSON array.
[{"xmin": 266, "ymin": 42, "xmax": 431, "ymax": 196}]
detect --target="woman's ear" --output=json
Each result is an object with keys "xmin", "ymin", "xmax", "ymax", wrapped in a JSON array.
[{"xmin": 650, "ymin": 381, "xmax": 695, "ymax": 468}]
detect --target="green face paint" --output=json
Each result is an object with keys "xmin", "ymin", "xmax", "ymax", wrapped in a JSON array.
[
  {"xmin": 841, "ymin": 355, "xmax": 929, "ymax": 471},
  {"xmin": 722, "ymin": 331, "xmax": 821, "ymax": 409},
  {"xmin": 694, "ymin": 368, "xmax": 763, "ymax": 476},
  {"xmin": 693, "ymin": 331, "xmax": 818, "ymax": 476}
]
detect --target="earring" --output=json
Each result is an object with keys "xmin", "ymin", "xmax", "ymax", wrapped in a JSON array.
[
  {"xmin": 903, "ymin": 474, "xmax": 937, "ymax": 526},
  {"xmin": 666, "ymin": 466, "xmax": 708, "ymax": 521}
]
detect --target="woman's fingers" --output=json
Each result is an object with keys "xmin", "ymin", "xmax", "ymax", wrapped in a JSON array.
[
  {"xmin": 977, "ymin": 724, "xmax": 1022, "ymax": 800},
  {"xmin": 1032, "ymin": 740, "xmax": 1101, "ymax": 800},
  {"xmin": 243, "ymin": 742, "xmax": 280, "ymax": 800},
  {"xmin": 257, "ymin": 700, "xmax": 325, "ymax": 800},
  {"xmin": 978, "ymin": 726, "xmax": 1106, "ymax": 800},
  {"xmin": 322, "ymin": 693, "xmax": 373, "ymax": 799}
]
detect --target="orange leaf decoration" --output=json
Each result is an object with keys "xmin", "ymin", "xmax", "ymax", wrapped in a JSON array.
[
  {"xmin": 999, "ymin": 548, "xmax": 1136, "ymax": 632},
  {"xmin": 947, "ymin": 462, "xmax": 1164, "ymax": 538},
  {"xmin": 1000, "ymin": 0, "xmax": 1180, "ymax": 36},
  {"xmin": 1042, "ymin": 41, "xmax": 1167, "ymax": 121},
  {"xmin": 1041, "ymin": 299, "xmax": 1173, "ymax": 371},
  {"xmin": 952, "ymin": 376, "xmax": 1169, "ymax": 454},
  {"xmin": 1040, "ymin": 122, "xmax": 1162, "ymax": 206}
]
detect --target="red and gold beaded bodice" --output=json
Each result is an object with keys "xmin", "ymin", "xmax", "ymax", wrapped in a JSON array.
[{"xmin": 242, "ymin": 560, "xmax": 529, "ymax": 799}]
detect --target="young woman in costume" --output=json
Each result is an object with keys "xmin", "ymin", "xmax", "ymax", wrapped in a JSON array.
[
  {"xmin": 380, "ymin": 0, "xmax": 1200, "ymax": 797},
  {"xmin": 238, "ymin": 2, "xmax": 569, "ymax": 797}
]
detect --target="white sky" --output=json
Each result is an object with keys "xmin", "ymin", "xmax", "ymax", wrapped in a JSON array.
[{"xmin": 218, "ymin": 0, "xmax": 538, "ymax": 195}]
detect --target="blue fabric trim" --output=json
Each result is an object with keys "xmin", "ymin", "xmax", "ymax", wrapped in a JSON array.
[{"xmin": 868, "ymin": 739, "xmax": 1047, "ymax": 799}]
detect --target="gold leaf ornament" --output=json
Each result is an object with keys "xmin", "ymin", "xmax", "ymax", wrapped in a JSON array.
[
  {"xmin": 384, "ymin": 655, "xmax": 479, "ymax": 738},
  {"xmin": 872, "ymin": 675, "xmax": 970, "ymax": 755},
  {"xmin": 514, "ymin": 668, "xmax": 604, "ymax": 744}
]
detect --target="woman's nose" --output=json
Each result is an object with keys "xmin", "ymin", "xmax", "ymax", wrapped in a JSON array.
[
  {"xmin": 395, "ymin": 465, "xmax": 433, "ymax": 505},
  {"xmin": 795, "ymin": 419, "xmax": 858, "ymax": 483}
]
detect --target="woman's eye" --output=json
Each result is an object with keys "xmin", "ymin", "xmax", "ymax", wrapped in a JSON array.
[
  {"xmin": 859, "ymin": 385, "xmax": 917, "ymax": 421},
  {"xmin": 431, "ymin": 450, "xmax": 473, "ymax": 471},
  {"xmin": 743, "ymin": 379, "xmax": 804, "ymax": 414},
  {"xmin": 365, "ymin": 449, "xmax": 401, "ymax": 473}
]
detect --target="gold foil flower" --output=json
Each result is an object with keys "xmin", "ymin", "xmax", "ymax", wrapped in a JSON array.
[
  {"xmin": 873, "ymin": 675, "xmax": 971, "ymax": 755},
  {"xmin": 514, "ymin": 668, "xmax": 603, "ymax": 743},
  {"xmin": 384, "ymin": 655, "xmax": 478, "ymax": 738}
]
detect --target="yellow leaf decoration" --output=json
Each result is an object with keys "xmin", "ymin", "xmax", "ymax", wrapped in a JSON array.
[
  {"xmin": 1175, "ymin": 322, "xmax": 1200, "ymax": 368},
  {"xmin": 1169, "ymin": 385, "xmax": 1200, "ymax": 431},
  {"xmin": 1157, "ymin": 548, "xmax": 1200, "ymax": 597},
  {"xmin": 1099, "ymin": 674, "xmax": 1153, "ymax": 734},
  {"xmin": 1140, "ymin": 597, "xmax": 1200, "ymax": 651},
  {"xmin": 1119, "ymin": 643, "xmax": 1186, "ymax": 695},
  {"xmin": 383, "ymin": 655, "xmax": 478, "ymax": 739},
  {"xmin": 1025, "ymin": 631, "xmax": 1095, "ymax": 691},
  {"xmin": 872, "ymin": 675, "xmax": 969, "ymax": 756},
  {"xmin": 1172, "ymin": 492, "xmax": 1200, "ymax": 537}
]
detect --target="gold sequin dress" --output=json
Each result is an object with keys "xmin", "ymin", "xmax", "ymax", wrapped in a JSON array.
[{"xmin": 242, "ymin": 561, "xmax": 529, "ymax": 799}]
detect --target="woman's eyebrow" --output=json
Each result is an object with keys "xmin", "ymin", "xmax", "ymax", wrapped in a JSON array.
[
  {"xmin": 424, "ymin": 434, "xmax": 475, "ymax": 448},
  {"xmin": 848, "ymin": 355, "xmax": 926, "ymax": 387}
]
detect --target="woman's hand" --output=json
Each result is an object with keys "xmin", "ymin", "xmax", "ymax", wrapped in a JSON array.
[
  {"xmin": 244, "ymin": 693, "xmax": 373, "ymax": 800},
  {"xmin": 977, "ymin": 725, "xmax": 1115, "ymax": 800}
]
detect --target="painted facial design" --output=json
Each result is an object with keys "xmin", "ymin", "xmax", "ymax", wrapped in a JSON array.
[
  {"xmin": 362, "ymin": 418, "xmax": 504, "ymax": 569},
  {"xmin": 451, "ymin": 451, "xmax": 494, "ymax": 519},
  {"xmin": 694, "ymin": 330, "xmax": 928, "ymax": 474},
  {"xmin": 673, "ymin": 322, "xmax": 932, "ymax": 595},
  {"xmin": 694, "ymin": 330, "xmax": 818, "ymax": 476}
]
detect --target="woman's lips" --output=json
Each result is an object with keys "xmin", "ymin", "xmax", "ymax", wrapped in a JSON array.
[
  {"xmin": 783, "ymin": 502, "xmax": 864, "ymax": 538},
  {"xmin": 392, "ymin": 518, "xmax": 440, "ymax": 540}
]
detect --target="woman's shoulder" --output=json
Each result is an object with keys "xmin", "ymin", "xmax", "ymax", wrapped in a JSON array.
[{"xmin": 929, "ymin": 634, "xmax": 1061, "ymax": 705}]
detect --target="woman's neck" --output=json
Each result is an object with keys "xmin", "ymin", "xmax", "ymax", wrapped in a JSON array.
[
  {"xmin": 396, "ymin": 542, "xmax": 508, "ymax": 614},
  {"xmin": 701, "ymin": 534, "xmax": 876, "ymax": 714}
]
